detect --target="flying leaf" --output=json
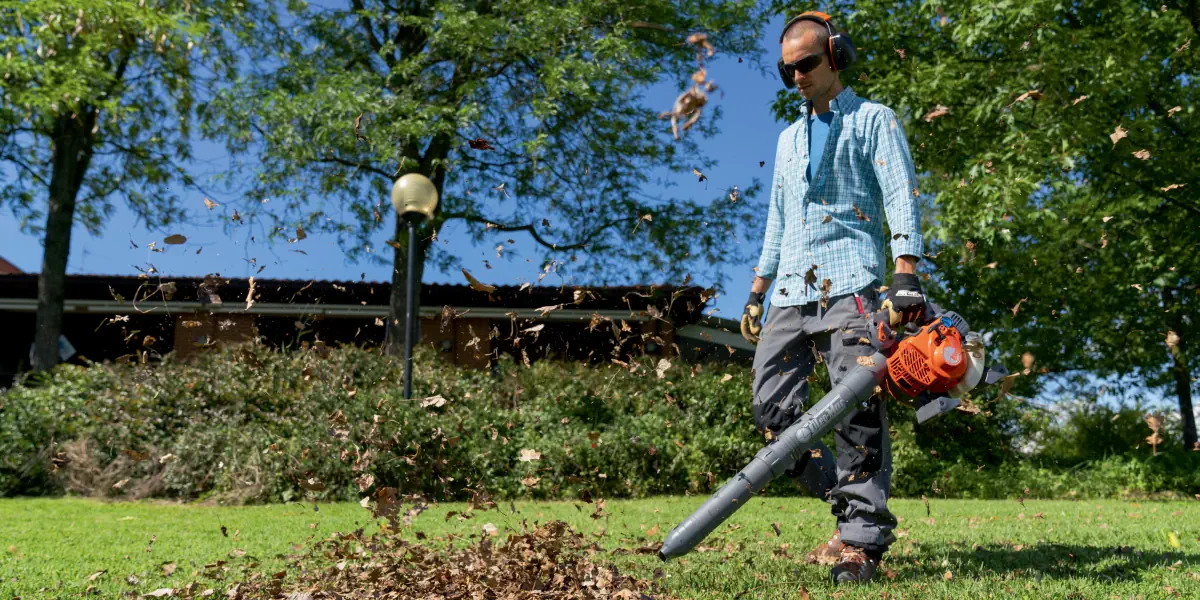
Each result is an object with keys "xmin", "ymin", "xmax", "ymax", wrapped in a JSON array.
[
  {"xmin": 461, "ymin": 268, "xmax": 497, "ymax": 293},
  {"xmin": 655, "ymin": 359, "xmax": 671, "ymax": 379},
  {"xmin": 1166, "ymin": 330, "xmax": 1181, "ymax": 353},
  {"xmin": 1009, "ymin": 90, "xmax": 1042, "ymax": 106},
  {"xmin": 1132, "ymin": 149, "xmax": 1151, "ymax": 160},
  {"xmin": 1160, "ymin": 183, "xmax": 1185, "ymax": 192},
  {"xmin": 1110, "ymin": 125, "xmax": 1128, "ymax": 147},
  {"xmin": 164, "ymin": 234, "xmax": 186, "ymax": 245},
  {"xmin": 852, "ymin": 205, "xmax": 870, "ymax": 221},
  {"xmin": 922, "ymin": 104, "xmax": 950, "ymax": 122},
  {"xmin": 692, "ymin": 168, "xmax": 708, "ymax": 183},
  {"xmin": 203, "ymin": 198, "xmax": 219, "ymax": 209},
  {"xmin": 420, "ymin": 395, "xmax": 447, "ymax": 408},
  {"xmin": 1021, "ymin": 352, "xmax": 1035, "ymax": 374},
  {"xmin": 1167, "ymin": 106, "xmax": 1182, "ymax": 117},
  {"xmin": 1072, "ymin": 95, "xmax": 1089, "ymax": 105},
  {"xmin": 1011, "ymin": 298, "xmax": 1027, "ymax": 317},
  {"xmin": 468, "ymin": 138, "xmax": 495, "ymax": 150}
]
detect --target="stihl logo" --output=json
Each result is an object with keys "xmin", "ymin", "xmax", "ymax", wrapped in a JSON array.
[{"xmin": 896, "ymin": 290, "xmax": 922, "ymax": 298}]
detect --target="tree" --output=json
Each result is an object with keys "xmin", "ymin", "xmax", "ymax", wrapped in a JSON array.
[
  {"xmin": 0, "ymin": 0, "xmax": 252, "ymax": 371},
  {"xmin": 773, "ymin": 0, "xmax": 1197, "ymax": 449},
  {"xmin": 206, "ymin": 0, "xmax": 771, "ymax": 356}
]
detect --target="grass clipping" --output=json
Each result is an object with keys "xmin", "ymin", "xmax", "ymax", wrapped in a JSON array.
[{"xmin": 234, "ymin": 513, "xmax": 660, "ymax": 599}]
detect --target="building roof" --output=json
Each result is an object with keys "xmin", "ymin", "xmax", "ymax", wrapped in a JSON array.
[
  {"xmin": 0, "ymin": 256, "xmax": 22, "ymax": 275},
  {"xmin": 0, "ymin": 272, "xmax": 713, "ymax": 325}
]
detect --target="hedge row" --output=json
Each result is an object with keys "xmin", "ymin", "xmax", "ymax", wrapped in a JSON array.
[{"xmin": 2, "ymin": 342, "xmax": 1196, "ymax": 503}]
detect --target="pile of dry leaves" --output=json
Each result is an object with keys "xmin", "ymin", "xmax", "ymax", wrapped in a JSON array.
[{"xmin": 230, "ymin": 517, "xmax": 662, "ymax": 600}]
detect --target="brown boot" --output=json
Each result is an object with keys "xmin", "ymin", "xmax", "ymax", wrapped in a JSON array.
[
  {"xmin": 830, "ymin": 543, "xmax": 880, "ymax": 584},
  {"xmin": 804, "ymin": 528, "xmax": 843, "ymax": 565}
]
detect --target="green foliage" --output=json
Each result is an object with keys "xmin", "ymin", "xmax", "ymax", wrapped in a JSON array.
[
  {"xmin": 205, "ymin": 0, "xmax": 771, "ymax": 284},
  {"xmin": 4, "ymin": 344, "xmax": 1197, "ymax": 503},
  {"xmin": 767, "ymin": 0, "xmax": 1199, "ymax": 446},
  {"xmin": 0, "ymin": 0, "xmax": 255, "ymax": 233}
]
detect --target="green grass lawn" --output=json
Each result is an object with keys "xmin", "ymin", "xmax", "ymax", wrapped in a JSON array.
[{"xmin": 2, "ymin": 496, "xmax": 1199, "ymax": 599}]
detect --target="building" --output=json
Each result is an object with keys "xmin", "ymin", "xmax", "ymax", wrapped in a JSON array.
[{"xmin": 0, "ymin": 270, "xmax": 753, "ymax": 386}]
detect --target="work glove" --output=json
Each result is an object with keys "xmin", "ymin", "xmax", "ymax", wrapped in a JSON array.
[
  {"xmin": 740, "ymin": 291, "xmax": 766, "ymax": 344},
  {"xmin": 881, "ymin": 273, "xmax": 926, "ymax": 327}
]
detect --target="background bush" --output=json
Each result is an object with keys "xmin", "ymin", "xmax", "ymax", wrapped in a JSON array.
[{"xmin": 2, "ymin": 343, "xmax": 1196, "ymax": 503}]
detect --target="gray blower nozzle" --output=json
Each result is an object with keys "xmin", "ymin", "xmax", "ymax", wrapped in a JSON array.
[{"xmin": 658, "ymin": 352, "xmax": 889, "ymax": 560}]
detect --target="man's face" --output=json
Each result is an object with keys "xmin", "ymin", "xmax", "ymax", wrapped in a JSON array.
[{"xmin": 781, "ymin": 31, "xmax": 836, "ymax": 100}]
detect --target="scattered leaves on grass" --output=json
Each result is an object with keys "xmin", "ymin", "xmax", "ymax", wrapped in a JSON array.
[
  {"xmin": 237, "ymin": 520, "xmax": 653, "ymax": 599},
  {"xmin": 518, "ymin": 449, "xmax": 542, "ymax": 462}
]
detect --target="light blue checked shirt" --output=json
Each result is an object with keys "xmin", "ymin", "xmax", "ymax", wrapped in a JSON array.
[{"xmin": 756, "ymin": 86, "xmax": 923, "ymax": 307}]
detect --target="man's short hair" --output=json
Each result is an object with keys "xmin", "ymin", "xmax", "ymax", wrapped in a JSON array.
[{"xmin": 782, "ymin": 17, "xmax": 829, "ymax": 49}]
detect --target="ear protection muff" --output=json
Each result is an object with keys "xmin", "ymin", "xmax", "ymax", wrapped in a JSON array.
[{"xmin": 776, "ymin": 11, "xmax": 857, "ymax": 90}]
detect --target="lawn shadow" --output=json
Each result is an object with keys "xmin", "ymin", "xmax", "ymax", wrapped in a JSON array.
[{"xmin": 901, "ymin": 542, "xmax": 1199, "ymax": 584}]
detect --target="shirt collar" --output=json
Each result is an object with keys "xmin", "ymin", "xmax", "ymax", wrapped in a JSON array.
[{"xmin": 801, "ymin": 86, "xmax": 856, "ymax": 117}]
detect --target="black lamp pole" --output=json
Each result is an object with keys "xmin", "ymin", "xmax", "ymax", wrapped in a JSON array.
[
  {"xmin": 403, "ymin": 216, "xmax": 419, "ymax": 400},
  {"xmin": 391, "ymin": 172, "xmax": 438, "ymax": 401}
]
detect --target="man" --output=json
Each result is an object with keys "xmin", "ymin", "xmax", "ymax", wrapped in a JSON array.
[{"xmin": 739, "ymin": 11, "xmax": 928, "ymax": 585}]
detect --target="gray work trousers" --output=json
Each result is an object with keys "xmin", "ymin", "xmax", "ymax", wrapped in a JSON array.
[{"xmin": 750, "ymin": 283, "xmax": 898, "ymax": 554}]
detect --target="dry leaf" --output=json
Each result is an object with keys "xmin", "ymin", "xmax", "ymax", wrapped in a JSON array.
[
  {"xmin": 922, "ymin": 104, "xmax": 950, "ymax": 122},
  {"xmin": 655, "ymin": 359, "xmax": 672, "ymax": 379},
  {"xmin": 461, "ymin": 268, "xmax": 496, "ymax": 293},
  {"xmin": 143, "ymin": 590, "xmax": 174, "ymax": 598},
  {"xmin": 482, "ymin": 523, "xmax": 498, "ymax": 536},
  {"xmin": 720, "ymin": 374, "xmax": 733, "ymax": 383},
  {"xmin": 692, "ymin": 168, "xmax": 708, "ymax": 182},
  {"xmin": 1110, "ymin": 125, "xmax": 1128, "ymax": 147},
  {"xmin": 164, "ymin": 234, "xmax": 186, "ymax": 245},
  {"xmin": 1166, "ymin": 330, "xmax": 1180, "ymax": 352},
  {"xmin": 852, "ymin": 205, "xmax": 870, "ymax": 221},
  {"xmin": 420, "ymin": 395, "xmax": 447, "ymax": 408},
  {"xmin": 203, "ymin": 198, "xmax": 219, "ymax": 209},
  {"xmin": 1160, "ymin": 183, "xmax": 1185, "ymax": 192},
  {"xmin": 518, "ymin": 449, "xmax": 542, "ymax": 462},
  {"xmin": 856, "ymin": 355, "xmax": 876, "ymax": 367},
  {"xmin": 1132, "ymin": 149, "xmax": 1151, "ymax": 160},
  {"xmin": 943, "ymin": 570, "xmax": 953, "ymax": 581},
  {"xmin": 520, "ymin": 476, "xmax": 539, "ymax": 487},
  {"xmin": 1011, "ymin": 298, "xmax": 1027, "ymax": 317}
]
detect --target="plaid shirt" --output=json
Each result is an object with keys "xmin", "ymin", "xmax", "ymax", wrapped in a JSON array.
[{"xmin": 756, "ymin": 86, "xmax": 923, "ymax": 306}]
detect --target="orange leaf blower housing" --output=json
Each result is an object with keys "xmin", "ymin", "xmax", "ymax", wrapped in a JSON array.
[{"xmin": 884, "ymin": 318, "xmax": 968, "ymax": 398}]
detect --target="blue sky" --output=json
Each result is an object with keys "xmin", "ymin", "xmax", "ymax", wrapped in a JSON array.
[{"xmin": 0, "ymin": 13, "xmax": 801, "ymax": 322}]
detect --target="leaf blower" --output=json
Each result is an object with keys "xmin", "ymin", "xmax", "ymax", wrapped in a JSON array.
[{"xmin": 658, "ymin": 302, "xmax": 1007, "ymax": 561}]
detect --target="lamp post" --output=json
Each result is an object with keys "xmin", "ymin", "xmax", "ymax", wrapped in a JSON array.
[{"xmin": 390, "ymin": 173, "xmax": 439, "ymax": 399}]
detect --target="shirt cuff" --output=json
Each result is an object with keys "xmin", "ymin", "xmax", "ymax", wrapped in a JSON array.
[
  {"xmin": 889, "ymin": 233, "xmax": 922, "ymax": 263},
  {"xmin": 756, "ymin": 255, "xmax": 779, "ymax": 281}
]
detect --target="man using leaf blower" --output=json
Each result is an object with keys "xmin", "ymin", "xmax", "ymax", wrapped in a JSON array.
[{"xmin": 737, "ymin": 11, "xmax": 926, "ymax": 584}]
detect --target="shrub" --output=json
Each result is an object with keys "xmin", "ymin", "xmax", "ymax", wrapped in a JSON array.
[{"xmin": 1, "ymin": 342, "xmax": 1195, "ymax": 503}]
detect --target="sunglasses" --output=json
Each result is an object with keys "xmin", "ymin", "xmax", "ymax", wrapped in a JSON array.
[{"xmin": 779, "ymin": 53, "xmax": 826, "ymax": 80}]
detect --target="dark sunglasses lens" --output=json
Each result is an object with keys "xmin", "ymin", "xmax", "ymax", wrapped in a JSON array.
[{"xmin": 793, "ymin": 54, "xmax": 823, "ymax": 75}]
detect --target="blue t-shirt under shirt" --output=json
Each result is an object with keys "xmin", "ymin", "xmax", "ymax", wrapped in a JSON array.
[{"xmin": 807, "ymin": 110, "xmax": 835, "ymax": 182}]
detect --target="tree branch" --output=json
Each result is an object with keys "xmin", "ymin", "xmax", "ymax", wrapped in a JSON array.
[
  {"xmin": 313, "ymin": 155, "xmax": 394, "ymax": 180},
  {"xmin": 0, "ymin": 152, "xmax": 50, "ymax": 186},
  {"xmin": 443, "ymin": 212, "xmax": 636, "ymax": 251}
]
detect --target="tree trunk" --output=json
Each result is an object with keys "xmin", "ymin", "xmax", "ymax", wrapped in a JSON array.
[
  {"xmin": 1162, "ymin": 287, "xmax": 1197, "ymax": 451},
  {"xmin": 33, "ymin": 109, "xmax": 97, "ymax": 372},
  {"xmin": 386, "ymin": 214, "xmax": 429, "ymax": 357}
]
